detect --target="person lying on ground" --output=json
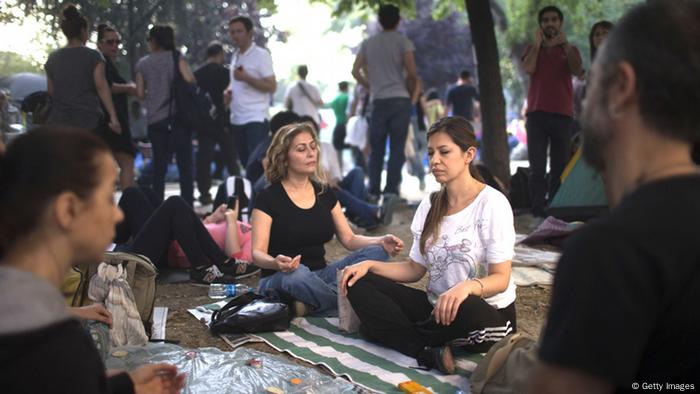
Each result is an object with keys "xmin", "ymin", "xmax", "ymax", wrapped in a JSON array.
[
  {"xmin": 341, "ymin": 117, "xmax": 516, "ymax": 375},
  {"xmin": 0, "ymin": 127, "xmax": 184, "ymax": 393},
  {"xmin": 251, "ymin": 122, "xmax": 404, "ymax": 317},
  {"xmin": 114, "ymin": 186, "xmax": 258, "ymax": 284}
]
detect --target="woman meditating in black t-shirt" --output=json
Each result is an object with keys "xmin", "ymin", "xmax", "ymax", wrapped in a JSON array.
[{"xmin": 251, "ymin": 122, "xmax": 404, "ymax": 316}]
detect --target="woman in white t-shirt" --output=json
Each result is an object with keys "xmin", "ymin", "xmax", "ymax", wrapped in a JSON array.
[{"xmin": 340, "ymin": 116, "xmax": 516, "ymax": 375}]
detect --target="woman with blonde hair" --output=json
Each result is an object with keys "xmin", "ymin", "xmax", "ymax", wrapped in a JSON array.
[
  {"xmin": 341, "ymin": 117, "xmax": 516, "ymax": 374},
  {"xmin": 251, "ymin": 122, "xmax": 404, "ymax": 316}
]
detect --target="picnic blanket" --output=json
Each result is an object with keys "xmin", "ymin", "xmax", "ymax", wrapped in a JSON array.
[
  {"xmin": 188, "ymin": 304, "xmax": 482, "ymax": 393},
  {"xmin": 254, "ymin": 317, "xmax": 483, "ymax": 394},
  {"xmin": 511, "ymin": 234, "xmax": 561, "ymax": 286}
]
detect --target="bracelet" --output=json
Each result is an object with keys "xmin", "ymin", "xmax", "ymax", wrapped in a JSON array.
[{"xmin": 473, "ymin": 278, "xmax": 485, "ymax": 298}]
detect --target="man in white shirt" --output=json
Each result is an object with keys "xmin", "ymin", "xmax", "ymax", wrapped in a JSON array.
[
  {"xmin": 225, "ymin": 16, "xmax": 277, "ymax": 167},
  {"xmin": 284, "ymin": 65, "xmax": 323, "ymax": 125}
]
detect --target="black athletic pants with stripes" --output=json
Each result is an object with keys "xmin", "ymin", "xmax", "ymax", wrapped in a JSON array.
[{"xmin": 347, "ymin": 272, "xmax": 516, "ymax": 357}]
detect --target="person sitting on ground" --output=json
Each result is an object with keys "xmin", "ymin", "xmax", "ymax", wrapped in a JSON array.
[
  {"xmin": 114, "ymin": 187, "xmax": 258, "ymax": 284},
  {"xmin": 0, "ymin": 127, "xmax": 185, "ymax": 393},
  {"xmin": 530, "ymin": 2, "xmax": 700, "ymax": 392},
  {"xmin": 299, "ymin": 115, "xmax": 398, "ymax": 230},
  {"xmin": 341, "ymin": 117, "xmax": 516, "ymax": 375},
  {"xmin": 251, "ymin": 122, "xmax": 404, "ymax": 316}
]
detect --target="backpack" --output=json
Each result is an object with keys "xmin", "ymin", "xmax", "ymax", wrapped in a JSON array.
[
  {"xmin": 470, "ymin": 333, "xmax": 539, "ymax": 394},
  {"xmin": 102, "ymin": 252, "xmax": 158, "ymax": 331},
  {"xmin": 63, "ymin": 251, "xmax": 158, "ymax": 331},
  {"xmin": 170, "ymin": 51, "xmax": 216, "ymax": 130}
]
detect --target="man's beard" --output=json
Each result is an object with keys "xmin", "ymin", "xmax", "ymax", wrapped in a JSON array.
[{"xmin": 581, "ymin": 106, "xmax": 614, "ymax": 173}]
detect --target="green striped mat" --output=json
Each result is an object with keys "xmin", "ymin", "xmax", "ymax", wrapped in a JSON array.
[{"xmin": 253, "ymin": 317, "xmax": 482, "ymax": 393}]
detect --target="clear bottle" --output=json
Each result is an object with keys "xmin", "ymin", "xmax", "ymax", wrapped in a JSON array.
[{"xmin": 208, "ymin": 283, "xmax": 252, "ymax": 299}]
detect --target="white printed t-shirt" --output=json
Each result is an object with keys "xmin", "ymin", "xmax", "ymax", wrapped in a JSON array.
[
  {"xmin": 229, "ymin": 43, "xmax": 274, "ymax": 125},
  {"xmin": 409, "ymin": 185, "xmax": 516, "ymax": 309}
]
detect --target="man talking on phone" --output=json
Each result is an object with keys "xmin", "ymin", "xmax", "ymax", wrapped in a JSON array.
[
  {"xmin": 225, "ymin": 16, "xmax": 277, "ymax": 168},
  {"xmin": 521, "ymin": 5, "xmax": 583, "ymax": 217}
]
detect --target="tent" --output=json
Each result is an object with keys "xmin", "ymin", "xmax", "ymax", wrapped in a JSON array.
[{"xmin": 547, "ymin": 147, "xmax": 608, "ymax": 221}]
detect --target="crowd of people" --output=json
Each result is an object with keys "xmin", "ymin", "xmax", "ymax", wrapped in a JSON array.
[{"xmin": 0, "ymin": 1, "xmax": 698, "ymax": 392}]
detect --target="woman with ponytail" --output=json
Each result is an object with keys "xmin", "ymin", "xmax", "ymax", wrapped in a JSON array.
[
  {"xmin": 340, "ymin": 116, "xmax": 516, "ymax": 375},
  {"xmin": 45, "ymin": 4, "xmax": 121, "ymax": 135},
  {"xmin": 0, "ymin": 127, "xmax": 184, "ymax": 393}
]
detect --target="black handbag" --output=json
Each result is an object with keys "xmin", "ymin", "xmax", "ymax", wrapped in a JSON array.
[{"xmin": 209, "ymin": 292, "xmax": 291, "ymax": 335}]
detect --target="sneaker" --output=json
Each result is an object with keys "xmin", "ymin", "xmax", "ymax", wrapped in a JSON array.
[
  {"xmin": 217, "ymin": 259, "xmax": 261, "ymax": 279},
  {"xmin": 190, "ymin": 265, "xmax": 236, "ymax": 284},
  {"xmin": 417, "ymin": 346, "xmax": 455, "ymax": 375}
]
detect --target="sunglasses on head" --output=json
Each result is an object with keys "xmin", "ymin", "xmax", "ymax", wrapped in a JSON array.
[{"xmin": 103, "ymin": 39, "xmax": 121, "ymax": 45}]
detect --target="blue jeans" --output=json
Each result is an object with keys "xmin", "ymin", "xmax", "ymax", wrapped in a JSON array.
[
  {"xmin": 147, "ymin": 117, "xmax": 194, "ymax": 205},
  {"xmin": 335, "ymin": 168, "xmax": 379, "ymax": 226},
  {"xmin": 368, "ymin": 97, "xmax": 412, "ymax": 195},
  {"xmin": 407, "ymin": 116, "xmax": 426, "ymax": 182},
  {"xmin": 257, "ymin": 245, "xmax": 389, "ymax": 317},
  {"xmin": 232, "ymin": 121, "xmax": 269, "ymax": 168}
]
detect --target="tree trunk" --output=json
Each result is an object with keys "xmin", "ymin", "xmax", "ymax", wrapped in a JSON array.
[{"xmin": 465, "ymin": 0, "xmax": 511, "ymax": 189}]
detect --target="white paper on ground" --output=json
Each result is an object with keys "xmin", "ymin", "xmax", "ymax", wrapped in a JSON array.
[{"xmin": 151, "ymin": 307, "xmax": 168, "ymax": 340}]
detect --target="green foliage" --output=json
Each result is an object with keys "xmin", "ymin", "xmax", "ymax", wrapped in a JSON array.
[{"xmin": 0, "ymin": 51, "xmax": 43, "ymax": 76}]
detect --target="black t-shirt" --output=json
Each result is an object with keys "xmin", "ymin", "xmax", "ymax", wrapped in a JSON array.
[
  {"xmin": 0, "ymin": 319, "xmax": 134, "ymax": 393},
  {"xmin": 194, "ymin": 62, "xmax": 230, "ymax": 119},
  {"xmin": 254, "ymin": 181, "xmax": 338, "ymax": 277},
  {"xmin": 447, "ymin": 84, "xmax": 479, "ymax": 121},
  {"xmin": 540, "ymin": 176, "xmax": 700, "ymax": 391}
]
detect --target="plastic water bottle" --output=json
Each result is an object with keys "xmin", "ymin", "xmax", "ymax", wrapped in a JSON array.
[{"xmin": 208, "ymin": 283, "xmax": 252, "ymax": 299}]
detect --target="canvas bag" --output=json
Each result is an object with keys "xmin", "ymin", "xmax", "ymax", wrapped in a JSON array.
[
  {"xmin": 88, "ymin": 262, "xmax": 149, "ymax": 347},
  {"xmin": 101, "ymin": 251, "xmax": 157, "ymax": 330},
  {"xmin": 470, "ymin": 333, "xmax": 539, "ymax": 394},
  {"xmin": 337, "ymin": 269, "xmax": 361, "ymax": 333}
]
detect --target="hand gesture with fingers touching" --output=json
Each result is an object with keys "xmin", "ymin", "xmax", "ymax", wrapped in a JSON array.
[
  {"xmin": 380, "ymin": 234, "xmax": 404, "ymax": 256},
  {"xmin": 129, "ymin": 363, "xmax": 186, "ymax": 394}
]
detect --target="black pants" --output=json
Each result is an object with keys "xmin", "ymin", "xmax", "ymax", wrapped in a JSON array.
[
  {"xmin": 196, "ymin": 122, "xmax": 239, "ymax": 200},
  {"xmin": 114, "ymin": 187, "xmax": 161, "ymax": 244},
  {"xmin": 347, "ymin": 272, "xmax": 516, "ymax": 357},
  {"xmin": 147, "ymin": 117, "xmax": 194, "ymax": 206},
  {"xmin": 525, "ymin": 111, "xmax": 573, "ymax": 215},
  {"xmin": 115, "ymin": 189, "xmax": 227, "ymax": 269}
]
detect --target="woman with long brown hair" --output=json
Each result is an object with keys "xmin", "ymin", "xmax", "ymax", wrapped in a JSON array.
[
  {"xmin": 340, "ymin": 117, "xmax": 516, "ymax": 374},
  {"xmin": 0, "ymin": 127, "xmax": 184, "ymax": 393}
]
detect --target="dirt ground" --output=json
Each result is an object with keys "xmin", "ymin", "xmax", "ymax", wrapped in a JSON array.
[{"xmin": 156, "ymin": 203, "xmax": 551, "ymax": 371}]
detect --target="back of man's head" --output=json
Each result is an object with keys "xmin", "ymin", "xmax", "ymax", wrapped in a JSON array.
[
  {"xmin": 206, "ymin": 41, "xmax": 224, "ymax": 59},
  {"xmin": 378, "ymin": 5, "xmax": 400, "ymax": 30},
  {"xmin": 270, "ymin": 111, "xmax": 301, "ymax": 137},
  {"xmin": 459, "ymin": 69, "xmax": 471, "ymax": 81},
  {"xmin": 596, "ymin": 1, "xmax": 700, "ymax": 144},
  {"xmin": 338, "ymin": 81, "xmax": 349, "ymax": 92},
  {"xmin": 297, "ymin": 65, "xmax": 308, "ymax": 79}
]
